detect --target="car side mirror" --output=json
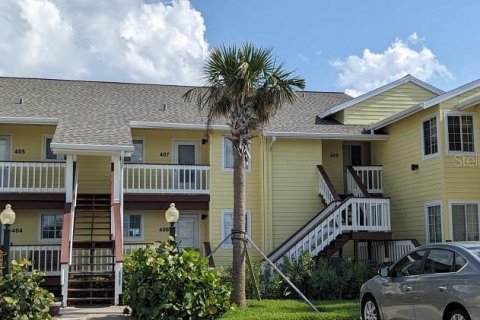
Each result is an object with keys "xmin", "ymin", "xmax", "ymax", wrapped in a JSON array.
[{"xmin": 378, "ymin": 267, "xmax": 389, "ymax": 277}]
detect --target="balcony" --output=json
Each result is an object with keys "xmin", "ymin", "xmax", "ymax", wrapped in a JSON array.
[
  {"xmin": 123, "ymin": 164, "xmax": 210, "ymax": 194},
  {"xmin": 10, "ymin": 244, "xmax": 61, "ymax": 276},
  {"xmin": 0, "ymin": 161, "xmax": 66, "ymax": 193},
  {"xmin": 347, "ymin": 165, "xmax": 383, "ymax": 195}
]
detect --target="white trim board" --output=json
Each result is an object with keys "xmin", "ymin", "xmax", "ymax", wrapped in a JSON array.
[
  {"xmin": 0, "ymin": 116, "xmax": 58, "ymax": 125},
  {"xmin": 317, "ymin": 75, "xmax": 443, "ymax": 119},
  {"xmin": 264, "ymin": 131, "xmax": 389, "ymax": 140},
  {"xmin": 368, "ymin": 78, "xmax": 480, "ymax": 131},
  {"xmin": 129, "ymin": 121, "xmax": 229, "ymax": 131}
]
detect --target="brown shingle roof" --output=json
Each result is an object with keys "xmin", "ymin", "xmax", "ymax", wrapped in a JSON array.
[{"xmin": 0, "ymin": 77, "xmax": 366, "ymax": 149}]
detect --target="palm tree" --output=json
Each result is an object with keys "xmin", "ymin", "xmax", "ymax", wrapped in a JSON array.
[{"xmin": 184, "ymin": 43, "xmax": 305, "ymax": 307}]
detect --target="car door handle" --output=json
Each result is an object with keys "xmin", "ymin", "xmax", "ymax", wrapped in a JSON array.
[
  {"xmin": 438, "ymin": 286, "xmax": 447, "ymax": 292},
  {"xmin": 405, "ymin": 286, "xmax": 412, "ymax": 293}
]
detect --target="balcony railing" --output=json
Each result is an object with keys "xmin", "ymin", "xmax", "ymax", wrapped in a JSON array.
[
  {"xmin": 352, "ymin": 166, "xmax": 383, "ymax": 194},
  {"xmin": 10, "ymin": 245, "xmax": 61, "ymax": 276},
  {"xmin": 124, "ymin": 164, "xmax": 210, "ymax": 194},
  {"xmin": 0, "ymin": 161, "xmax": 66, "ymax": 193}
]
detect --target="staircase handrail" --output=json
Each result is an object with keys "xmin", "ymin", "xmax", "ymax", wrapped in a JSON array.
[
  {"xmin": 317, "ymin": 165, "xmax": 341, "ymax": 204},
  {"xmin": 346, "ymin": 166, "xmax": 370, "ymax": 197},
  {"xmin": 269, "ymin": 197, "xmax": 391, "ymax": 264},
  {"xmin": 68, "ymin": 163, "xmax": 79, "ymax": 265},
  {"xmin": 268, "ymin": 199, "xmax": 342, "ymax": 263}
]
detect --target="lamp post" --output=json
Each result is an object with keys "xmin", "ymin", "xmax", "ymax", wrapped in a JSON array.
[
  {"xmin": 165, "ymin": 203, "xmax": 179, "ymax": 240},
  {"xmin": 1, "ymin": 204, "xmax": 15, "ymax": 276}
]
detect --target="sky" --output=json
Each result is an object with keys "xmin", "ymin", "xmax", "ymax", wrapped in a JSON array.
[{"xmin": 0, "ymin": 0, "xmax": 479, "ymax": 96}]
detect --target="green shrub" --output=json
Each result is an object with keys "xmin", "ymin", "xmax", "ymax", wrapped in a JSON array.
[
  {"xmin": 123, "ymin": 241, "xmax": 231, "ymax": 319},
  {"xmin": 0, "ymin": 259, "xmax": 54, "ymax": 320},
  {"xmin": 311, "ymin": 258, "xmax": 341, "ymax": 300}
]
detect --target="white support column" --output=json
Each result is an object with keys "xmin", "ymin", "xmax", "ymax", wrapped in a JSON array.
[
  {"xmin": 61, "ymin": 264, "xmax": 69, "ymax": 306},
  {"xmin": 114, "ymin": 262, "xmax": 123, "ymax": 305},
  {"xmin": 112, "ymin": 155, "xmax": 122, "ymax": 204},
  {"xmin": 65, "ymin": 155, "xmax": 74, "ymax": 203}
]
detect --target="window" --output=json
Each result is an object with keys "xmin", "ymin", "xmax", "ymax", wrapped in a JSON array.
[
  {"xmin": 392, "ymin": 250, "xmax": 426, "ymax": 277},
  {"xmin": 447, "ymin": 114, "xmax": 474, "ymax": 152},
  {"xmin": 424, "ymin": 249, "xmax": 454, "ymax": 274},
  {"xmin": 123, "ymin": 214, "xmax": 142, "ymax": 238},
  {"xmin": 426, "ymin": 203, "xmax": 442, "ymax": 243},
  {"xmin": 221, "ymin": 210, "xmax": 251, "ymax": 248},
  {"xmin": 223, "ymin": 137, "xmax": 250, "ymax": 170},
  {"xmin": 422, "ymin": 116, "xmax": 438, "ymax": 156},
  {"xmin": 452, "ymin": 203, "xmax": 479, "ymax": 241},
  {"xmin": 124, "ymin": 139, "xmax": 144, "ymax": 163},
  {"xmin": 44, "ymin": 137, "xmax": 65, "ymax": 160},
  {"xmin": 454, "ymin": 253, "xmax": 467, "ymax": 272},
  {"xmin": 41, "ymin": 214, "xmax": 63, "ymax": 239}
]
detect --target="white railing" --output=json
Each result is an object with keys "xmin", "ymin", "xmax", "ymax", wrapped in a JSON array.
[
  {"xmin": 0, "ymin": 161, "xmax": 66, "ymax": 193},
  {"xmin": 358, "ymin": 240, "xmax": 417, "ymax": 264},
  {"xmin": 353, "ymin": 166, "xmax": 383, "ymax": 194},
  {"xmin": 10, "ymin": 245, "xmax": 61, "ymax": 275},
  {"xmin": 271, "ymin": 197, "xmax": 390, "ymax": 264},
  {"xmin": 68, "ymin": 163, "xmax": 79, "ymax": 265},
  {"xmin": 346, "ymin": 168, "xmax": 365, "ymax": 197},
  {"xmin": 124, "ymin": 164, "xmax": 210, "ymax": 194},
  {"xmin": 123, "ymin": 243, "xmax": 150, "ymax": 255},
  {"xmin": 71, "ymin": 248, "xmax": 114, "ymax": 273},
  {"xmin": 318, "ymin": 166, "xmax": 338, "ymax": 205}
]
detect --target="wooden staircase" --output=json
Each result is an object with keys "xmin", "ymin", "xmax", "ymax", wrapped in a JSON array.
[{"xmin": 68, "ymin": 194, "xmax": 115, "ymax": 305}]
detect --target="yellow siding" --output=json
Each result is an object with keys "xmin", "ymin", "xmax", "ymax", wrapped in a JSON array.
[
  {"xmin": 0, "ymin": 124, "xmax": 56, "ymax": 161},
  {"xmin": 321, "ymin": 140, "xmax": 344, "ymax": 193},
  {"xmin": 130, "ymin": 129, "xmax": 209, "ymax": 164},
  {"xmin": 77, "ymin": 155, "xmax": 111, "ymax": 193},
  {"xmin": 270, "ymin": 139, "xmax": 323, "ymax": 248},
  {"xmin": 344, "ymin": 82, "xmax": 438, "ymax": 125},
  {"xmin": 10, "ymin": 210, "xmax": 62, "ymax": 245},
  {"xmin": 208, "ymin": 131, "xmax": 263, "ymax": 265},
  {"xmin": 372, "ymin": 107, "xmax": 443, "ymax": 244}
]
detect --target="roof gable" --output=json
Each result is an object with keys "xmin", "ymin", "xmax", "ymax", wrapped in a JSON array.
[{"xmin": 317, "ymin": 75, "xmax": 444, "ymax": 121}]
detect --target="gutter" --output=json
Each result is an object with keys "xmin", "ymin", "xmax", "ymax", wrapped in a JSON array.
[
  {"xmin": 51, "ymin": 142, "xmax": 134, "ymax": 154},
  {"xmin": 264, "ymin": 131, "xmax": 388, "ymax": 140},
  {"xmin": 0, "ymin": 116, "xmax": 58, "ymax": 125},
  {"xmin": 129, "ymin": 120, "xmax": 229, "ymax": 131}
]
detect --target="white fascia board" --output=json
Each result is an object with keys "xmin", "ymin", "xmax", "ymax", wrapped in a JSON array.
[
  {"xmin": 368, "ymin": 78, "xmax": 480, "ymax": 131},
  {"xmin": 317, "ymin": 75, "xmax": 444, "ymax": 119},
  {"xmin": 51, "ymin": 143, "xmax": 134, "ymax": 154},
  {"xmin": 264, "ymin": 131, "xmax": 388, "ymax": 140},
  {"xmin": 129, "ymin": 120, "xmax": 229, "ymax": 131},
  {"xmin": 421, "ymin": 79, "xmax": 480, "ymax": 110},
  {"xmin": 457, "ymin": 94, "xmax": 480, "ymax": 110},
  {"xmin": 0, "ymin": 116, "xmax": 58, "ymax": 125}
]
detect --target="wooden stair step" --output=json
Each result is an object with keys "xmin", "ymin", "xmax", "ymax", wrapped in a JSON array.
[
  {"xmin": 69, "ymin": 271, "xmax": 113, "ymax": 275},
  {"xmin": 67, "ymin": 297, "xmax": 114, "ymax": 302},
  {"xmin": 74, "ymin": 227, "xmax": 111, "ymax": 230},
  {"xmin": 70, "ymin": 263, "xmax": 114, "ymax": 266},
  {"xmin": 68, "ymin": 288, "xmax": 113, "ymax": 292},
  {"xmin": 68, "ymin": 279, "xmax": 113, "ymax": 283}
]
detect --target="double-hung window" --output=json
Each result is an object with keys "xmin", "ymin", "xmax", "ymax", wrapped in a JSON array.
[
  {"xmin": 221, "ymin": 210, "xmax": 251, "ymax": 248},
  {"xmin": 422, "ymin": 116, "xmax": 438, "ymax": 157},
  {"xmin": 123, "ymin": 213, "xmax": 142, "ymax": 238},
  {"xmin": 41, "ymin": 213, "xmax": 63, "ymax": 239},
  {"xmin": 447, "ymin": 114, "xmax": 474, "ymax": 152},
  {"xmin": 452, "ymin": 203, "xmax": 479, "ymax": 241},
  {"xmin": 223, "ymin": 137, "xmax": 250, "ymax": 170},
  {"xmin": 125, "ymin": 139, "xmax": 144, "ymax": 163},
  {"xmin": 425, "ymin": 203, "xmax": 442, "ymax": 243}
]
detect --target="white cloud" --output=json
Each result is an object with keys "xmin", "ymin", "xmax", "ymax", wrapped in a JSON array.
[
  {"xmin": 297, "ymin": 53, "xmax": 310, "ymax": 62},
  {"xmin": 0, "ymin": 0, "xmax": 209, "ymax": 85},
  {"xmin": 330, "ymin": 33, "xmax": 452, "ymax": 97}
]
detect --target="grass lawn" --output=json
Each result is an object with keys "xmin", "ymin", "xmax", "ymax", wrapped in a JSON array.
[{"xmin": 222, "ymin": 299, "xmax": 360, "ymax": 320}]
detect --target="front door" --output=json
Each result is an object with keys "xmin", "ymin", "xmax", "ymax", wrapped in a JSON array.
[
  {"xmin": 173, "ymin": 141, "xmax": 198, "ymax": 190},
  {"xmin": 176, "ymin": 215, "xmax": 199, "ymax": 249},
  {"xmin": 343, "ymin": 143, "xmax": 366, "ymax": 193},
  {"xmin": 0, "ymin": 136, "xmax": 10, "ymax": 189}
]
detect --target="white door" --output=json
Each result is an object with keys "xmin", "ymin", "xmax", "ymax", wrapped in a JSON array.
[
  {"xmin": 176, "ymin": 215, "xmax": 199, "ymax": 248},
  {"xmin": 0, "ymin": 136, "xmax": 10, "ymax": 189}
]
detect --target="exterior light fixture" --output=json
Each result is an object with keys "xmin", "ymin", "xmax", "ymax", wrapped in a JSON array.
[
  {"xmin": 165, "ymin": 203, "xmax": 179, "ymax": 239},
  {"xmin": 0, "ymin": 204, "xmax": 15, "ymax": 275}
]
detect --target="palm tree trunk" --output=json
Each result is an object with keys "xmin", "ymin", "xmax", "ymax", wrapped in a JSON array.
[{"xmin": 231, "ymin": 146, "xmax": 246, "ymax": 307}]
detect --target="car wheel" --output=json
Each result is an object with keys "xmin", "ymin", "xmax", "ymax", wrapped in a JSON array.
[
  {"xmin": 362, "ymin": 296, "xmax": 380, "ymax": 320},
  {"xmin": 448, "ymin": 308, "xmax": 470, "ymax": 320}
]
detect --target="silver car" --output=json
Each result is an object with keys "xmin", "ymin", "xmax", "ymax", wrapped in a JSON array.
[{"xmin": 360, "ymin": 243, "xmax": 480, "ymax": 320}]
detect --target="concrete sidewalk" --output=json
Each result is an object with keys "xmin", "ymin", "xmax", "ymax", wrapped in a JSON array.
[{"xmin": 59, "ymin": 306, "xmax": 130, "ymax": 319}]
